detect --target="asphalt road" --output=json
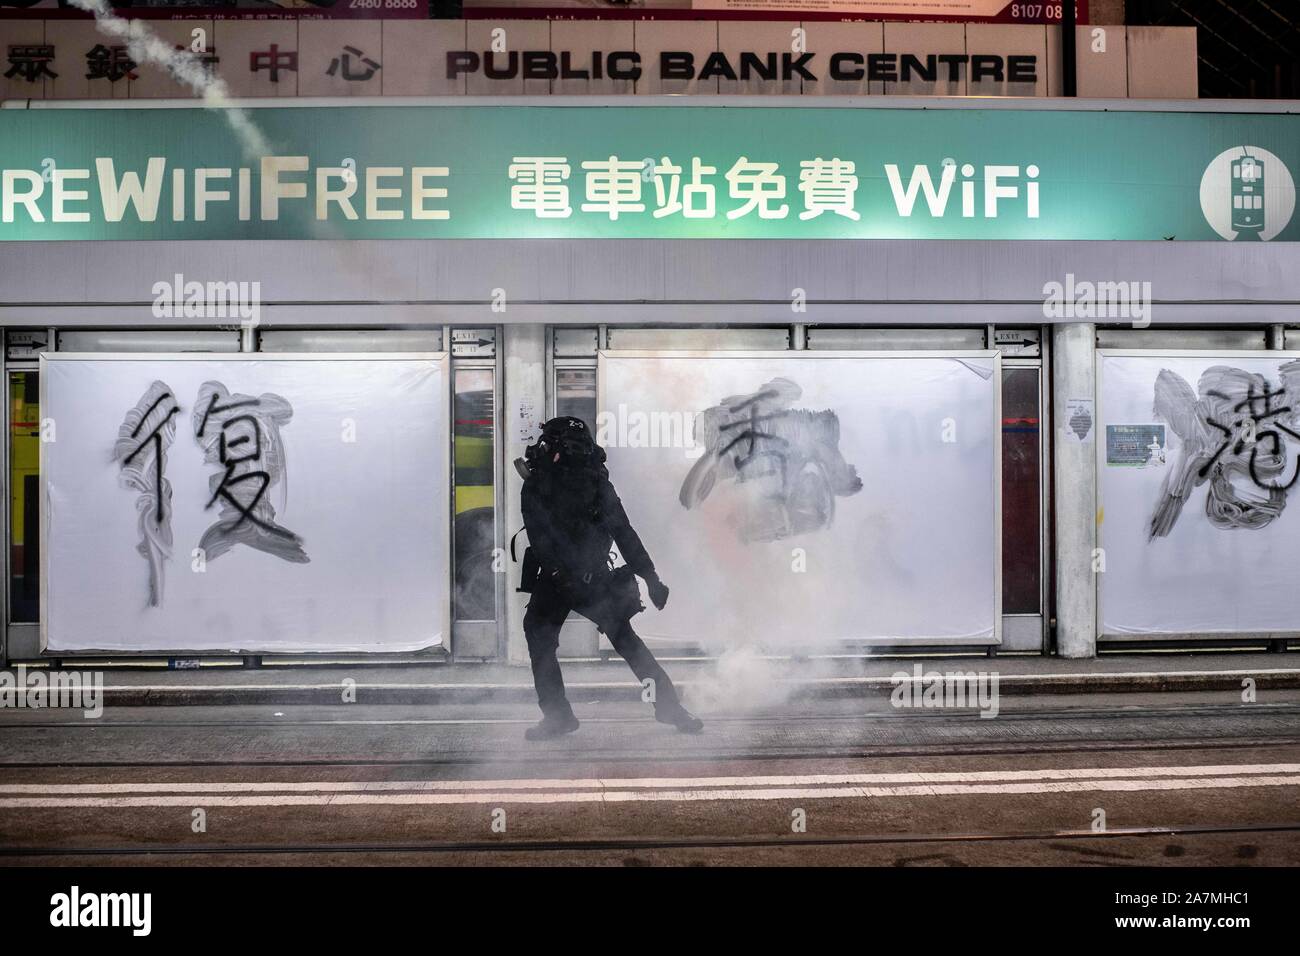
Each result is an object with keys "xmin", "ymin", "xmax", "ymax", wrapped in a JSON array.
[{"xmin": 1, "ymin": 690, "xmax": 1297, "ymax": 865}]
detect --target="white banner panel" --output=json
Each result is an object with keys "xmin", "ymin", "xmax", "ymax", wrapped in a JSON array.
[
  {"xmin": 41, "ymin": 353, "xmax": 449, "ymax": 653},
  {"xmin": 1098, "ymin": 350, "xmax": 1300, "ymax": 635},
  {"xmin": 598, "ymin": 351, "xmax": 1000, "ymax": 646}
]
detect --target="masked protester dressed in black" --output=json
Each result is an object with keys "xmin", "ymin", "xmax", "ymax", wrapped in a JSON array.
[{"xmin": 517, "ymin": 417, "xmax": 703, "ymax": 741}]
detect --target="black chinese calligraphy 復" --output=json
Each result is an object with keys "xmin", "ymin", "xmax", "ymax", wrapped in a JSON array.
[{"xmin": 192, "ymin": 380, "xmax": 309, "ymax": 565}]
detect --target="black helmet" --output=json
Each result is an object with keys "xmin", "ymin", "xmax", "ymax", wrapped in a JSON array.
[{"xmin": 527, "ymin": 417, "xmax": 604, "ymax": 471}]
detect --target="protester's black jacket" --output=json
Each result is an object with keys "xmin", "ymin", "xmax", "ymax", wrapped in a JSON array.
[{"xmin": 521, "ymin": 465, "xmax": 656, "ymax": 581}]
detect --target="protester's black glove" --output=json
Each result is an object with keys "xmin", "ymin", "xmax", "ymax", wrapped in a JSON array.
[{"xmin": 645, "ymin": 573, "xmax": 670, "ymax": 610}]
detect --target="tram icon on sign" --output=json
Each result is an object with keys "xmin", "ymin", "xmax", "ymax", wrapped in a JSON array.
[
  {"xmin": 1231, "ymin": 151, "xmax": 1265, "ymax": 234},
  {"xmin": 1200, "ymin": 145, "xmax": 1295, "ymax": 241}
]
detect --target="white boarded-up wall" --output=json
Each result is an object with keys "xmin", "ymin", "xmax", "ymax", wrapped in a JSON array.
[
  {"xmin": 598, "ymin": 350, "xmax": 1001, "ymax": 647},
  {"xmin": 1099, "ymin": 350, "xmax": 1300, "ymax": 636},
  {"xmin": 41, "ymin": 353, "xmax": 449, "ymax": 653}
]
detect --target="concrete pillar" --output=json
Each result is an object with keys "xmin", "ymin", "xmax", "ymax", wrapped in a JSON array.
[
  {"xmin": 502, "ymin": 324, "xmax": 546, "ymax": 666},
  {"xmin": 1052, "ymin": 323, "xmax": 1097, "ymax": 658}
]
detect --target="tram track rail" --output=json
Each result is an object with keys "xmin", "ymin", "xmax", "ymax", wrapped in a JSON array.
[
  {"xmin": 2, "ymin": 700, "xmax": 1297, "ymax": 729},
  {"xmin": 4, "ymin": 822, "xmax": 1298, "ymax": 860},
  {"xmin": 2, "ymin": 702, "xmax": 1295, "ymax": 768}
]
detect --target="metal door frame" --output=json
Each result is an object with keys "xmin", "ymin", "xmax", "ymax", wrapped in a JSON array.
[
  {"xmin": 1001, "ymin": 345, "xmax": 1051, "ymax": 654},
  {"xmin": 0, "ymin": 327, "xmax": 491, "ymax": 665},
  {"xmin": 546, "ymin": 325, "xmax": 603, "ymax": 659},
  {"xmin": 546, "ymin": 322, "xmax": 1050, "ymax": 655},
  {"xmin": 446, "ymin": 325, "xmax": 507, "ymax": 661},
  {"xmin": 2, "ymin": 328, "xmax": 48, "ymax": 664}
]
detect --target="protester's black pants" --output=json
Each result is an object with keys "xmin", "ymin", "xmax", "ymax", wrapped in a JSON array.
[{"xmin": 524, "ymin": 576, "xmax": 679, "ymax": 719}]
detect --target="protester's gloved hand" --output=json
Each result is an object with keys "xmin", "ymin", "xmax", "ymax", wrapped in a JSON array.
[{"xmin": 645, "ymin": 574, "xmax": 670, "ymax": 610}]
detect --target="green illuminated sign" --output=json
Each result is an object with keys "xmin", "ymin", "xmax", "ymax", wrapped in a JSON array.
[{"xmin": 1, "ymin": 104, "xmax": 1296, "ymax": 241}]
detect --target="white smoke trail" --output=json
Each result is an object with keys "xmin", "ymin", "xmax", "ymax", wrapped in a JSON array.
[
  {"xmin": 66, "ymin": 0, "xmax": 271, "ymax": 158},
  {"xmin": 65, "ymin": 2, "xmax": 428, "ymax": 363}
]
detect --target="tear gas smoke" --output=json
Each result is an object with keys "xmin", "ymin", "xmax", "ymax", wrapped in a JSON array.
[
  {"xmin": 686, "ymin": 644, "xmax": 794, "ymax": 715},
  {"xmin": 66, "ymin": 0, "xmax": 271, "ymax": 158}
]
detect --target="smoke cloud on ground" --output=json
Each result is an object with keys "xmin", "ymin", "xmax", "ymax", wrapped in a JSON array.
[{"xmin": 685, "ymin": 645, "xmax": 795, "ymax": 715}]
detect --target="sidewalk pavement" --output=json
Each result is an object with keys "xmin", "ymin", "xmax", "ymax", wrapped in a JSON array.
[{"xmin": 6, "ymin": 650, "xmax": 1296, "ymax": 706}]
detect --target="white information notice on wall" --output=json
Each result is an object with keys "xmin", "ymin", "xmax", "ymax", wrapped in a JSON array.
[
  {"xmin": 1098, "ymin": 350, "xmax": 1300, "ymax": 635},
  {"xmin": 1063, "ymin": 397, "xmax": 1095, "ymax": 443},
  {"xmin": 516, "ymin": 397, "xmax": 540, "ymax": 444},
  {"xmin": 41, "ymin": 353, "xmax": 450, "ymax": 653},
  {"xmin": 599, "ymin": 350, "xmax": 1001, "ymax": 647}
]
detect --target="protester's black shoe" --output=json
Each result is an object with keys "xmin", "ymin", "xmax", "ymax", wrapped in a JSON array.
[
  {"xmin": 655, "ymin": 704, "xmax": 704, "ymax": 733},
  {"xmin": 524, "ymin": 711, "xmax": 580, "ymax": 741}
]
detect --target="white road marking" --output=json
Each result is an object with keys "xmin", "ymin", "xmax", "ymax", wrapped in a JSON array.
[
  {"xmin": 3, "ymin": 762, "xmax": 1298, "ymax": 796},
  {"xmin": 0, "ymin": 775, "xmax": 1297, "ymax": 809},
  {"xmin": 1, "ymin": 764, "xmax": 1298, "ymax": 808}
]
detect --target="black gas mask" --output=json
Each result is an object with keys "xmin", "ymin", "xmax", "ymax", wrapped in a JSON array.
[{"xmin": 515, "ymin": 417, "xmax": 602, "ymax": 478}]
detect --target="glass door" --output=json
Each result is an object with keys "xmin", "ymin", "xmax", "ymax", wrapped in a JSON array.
[{"xmin": 1001, "ymin": 363, "xmax": 1047, "ymax": 652}]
